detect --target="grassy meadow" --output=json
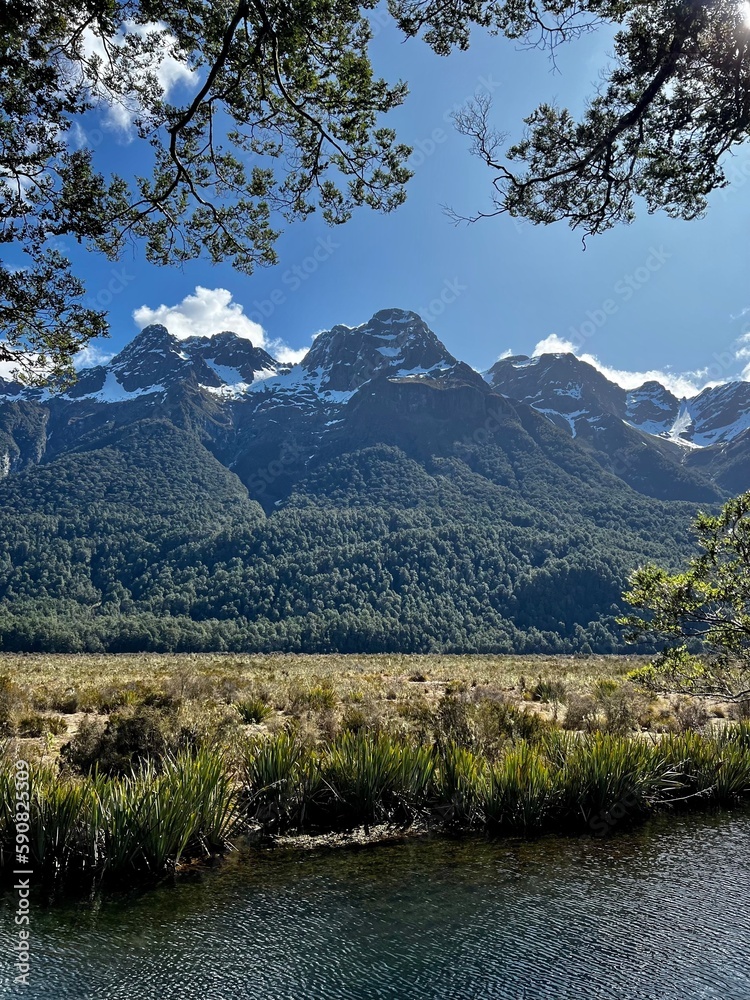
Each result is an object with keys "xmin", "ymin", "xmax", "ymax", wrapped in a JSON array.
[{"xmin": 1, "ymin": 652, "xmax": 749, "ymax": 893}]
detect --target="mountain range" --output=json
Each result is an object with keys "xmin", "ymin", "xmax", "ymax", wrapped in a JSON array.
[{"xmin": 0, "ymin": 308, "xmax": 743, "ymax": 653}]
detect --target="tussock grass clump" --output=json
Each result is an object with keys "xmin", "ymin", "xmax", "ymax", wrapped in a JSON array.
[
  {"xmin": 531, "ymin": 678, "xmax": 567, "ymax": 704},
  {"xmin": 238, "ymin": 728, "xmax": 750, "ymax": 841},
  {"xmin": 556, "ymin": 734, "xmax": 664, "ymax": 826},
  {"xmin": 658, "ymin": 731, "xmax": 750, "ymax": 804},
  {"xmin": 288, "ymin": 681, "xmax": 337, "ymax": 713},
  {"xmin": 0, "ymin": 749, "xmax": 238, "ymax": 885},
  {"xmin": 435, "ymin": 743, "xmax": 486, "ymax": 829},
  {"xmin": 241, "ymin": 731, "xmax": 319, "ymax": 831},
  {"xmin": 482, "ymin": 743, "xmax": 555, "ymax": 834},
  {"xmin": 719, "ymin": 719, "xmax": 750, "ymax": 748},
  {"xmin": 235, "ymin": 697, "xmax": 272, "ymax": 724},
  {"xmin": 4, "ymin": 725, "xmax": 750, "ymax": 894},
  {"xmin": 15, "ymin": 713, "xmax": 67, "ymax": 738},
  {"xmin": 323, "ymin": 731, "xmax": 435, "ymax": 832}
]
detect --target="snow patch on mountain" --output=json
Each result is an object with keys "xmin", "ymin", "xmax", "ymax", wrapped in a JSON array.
[
  {"xmin": 666, "ymin": 404, "xmax": 696, "ymax": 445},
  {"xmin": 86, "ymin": 372, "xmax": 166, "ymax": 403},
  {"xmin": 553, "ymin": 384, "xmax": 583, "ymax": 399},
  {"xmin": 536, "ymin": 406, "xmax": 588, "ymax": 437}
]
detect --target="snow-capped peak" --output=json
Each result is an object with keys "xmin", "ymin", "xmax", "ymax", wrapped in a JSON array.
[
  {"xmin": 299, "ymin": 308, "xmax": 465, "ymax": 392},
  {"xmin": 62, "ymin": 325, "xmax": 283, "ymax": 401}
]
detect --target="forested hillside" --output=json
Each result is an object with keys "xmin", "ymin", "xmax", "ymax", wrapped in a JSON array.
[
  {"xmin": 0, "ymin": 309, "xmax": 729, "ymax": 653},
  {"xmin": 0, "ymin": 416, "xmax": 699, "ymax": 653}
]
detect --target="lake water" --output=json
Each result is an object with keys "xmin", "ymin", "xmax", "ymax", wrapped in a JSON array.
[{"xmin": 3, "ymin": 809, "xmax": 750, "ymax": 999}]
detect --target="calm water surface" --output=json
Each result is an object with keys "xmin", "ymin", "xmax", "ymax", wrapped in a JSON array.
[{"xmin": 2, "ymin": 810, "xmax": 750, "ymax": 999}]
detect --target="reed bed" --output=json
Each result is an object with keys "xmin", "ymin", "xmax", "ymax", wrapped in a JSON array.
[
  {"xmin": 0, "ymin": 747, "xmax": 238, "ymax": 885},
  {"xmin": 241, "ymin": 724, "xmax": 750, "ymax": 838},
  {"xmin": 3, "ymin": 723, "xmax": 750, "ymax": 891}
]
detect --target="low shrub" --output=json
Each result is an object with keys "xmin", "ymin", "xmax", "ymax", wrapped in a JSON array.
[
  {"xmin": 563, "ymin": 693, "xmax": 599, "ymax": 732},
  {"xmin": 432, "ymin": 696, "xmax": 473, "ymax": 750},
  {"xmin": 235, "ymin": 697, "xmax": 272, "ymax": 724},
  {"xmin": 60, "ymin": 707, "xmax": 175, "ymax": 777},
  {"xmin": 730, "ymin": 699, "xmax": 750, "ymax": 721},
  {"xmin": 564, "ymin": 683, "xmax": 651, "ymax": 734},
  {"xmin": 340, "ymin": 705, "xmax": 374, "ymax": 735},
  {"xmin": 672, "ymin": 697, "xmax": 710, "ymax": 732},
  {"xmin": 595, "ymin": 682, "xmax": 652, "ymax": 734},
  {"xmin": 16, "ymin": 713, "xmax": 67, "ymax": 738},
  {"xmin": 474, "ymin": 699, "xmax": 552, "ymax": 753},
  {"xmin": 445, "ymin": 680, "xmax": 468, "ymax": 696},
  {"xmin": 174, "ymin": 700, "xmax": 242, "ymax": 753}
]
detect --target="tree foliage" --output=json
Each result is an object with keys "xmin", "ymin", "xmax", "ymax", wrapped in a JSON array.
[
  {"xmin": 0, "ymin": 414, "xmax": 697, "ymax": 653},
  {"xmin": 451, "ymin": 0, "xmax": 750, "ymax": 237},
  {"xmin": 3, "ymin": 0, "xmax": 749, "ymax": 381},
  {"xmin": 622, "ymin": 492, "xmax": 750, "ymax": 702},
  {"xmin": 0, "ymin": 0, "xmax": 412, "ymax": 381}
]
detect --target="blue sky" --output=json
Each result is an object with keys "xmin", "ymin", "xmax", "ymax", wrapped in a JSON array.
[{"xmin": 52, "ymin": 13, "xmax": 750, "ymax": 396}]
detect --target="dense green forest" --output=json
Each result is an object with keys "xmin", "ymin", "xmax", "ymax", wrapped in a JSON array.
[{"xmin": 0, "ymin": 417, "xmax": 701, "ymax": 653}]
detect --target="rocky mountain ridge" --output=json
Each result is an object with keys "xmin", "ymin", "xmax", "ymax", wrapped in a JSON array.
[
  {"xmin": 1, "ymin": 309, "xmax": 749, "ymax": 503},
  {"xmin": 485, "ymin": 351, "xmax": 750, "ymax": 449}
]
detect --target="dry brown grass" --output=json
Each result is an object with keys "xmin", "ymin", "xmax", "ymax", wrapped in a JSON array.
[{"xmin": 0, "ymin": 652, "xmax": 732, "ymax": 763}]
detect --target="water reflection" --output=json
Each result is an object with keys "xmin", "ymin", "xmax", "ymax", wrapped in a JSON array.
[{"xmin": 3, "ymin": 809, "xmax": 750, "ymax": 999}]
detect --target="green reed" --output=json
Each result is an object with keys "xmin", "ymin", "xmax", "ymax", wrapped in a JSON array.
[
  {"xmin": 0, "ymin": 748, "xmax": 238, "ymax": 884},
  {"xmin": 4, "ymin": 725, "xmax": 750, "ymax": 893}
]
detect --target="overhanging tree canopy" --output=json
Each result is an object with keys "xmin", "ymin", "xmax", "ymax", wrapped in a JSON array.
[
  {"xmin": 0, "ymin": 0, "xmax": 411, "ymax": 383},
  {"xmin": 451, "ymin": 0, "xmax": 750, "ymax": 239},
  {"xmin": 2, "ymin": 0, "xmax": 750, "ymax": 383}
]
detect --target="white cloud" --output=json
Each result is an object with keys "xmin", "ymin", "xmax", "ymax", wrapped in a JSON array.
[
  {"xmin": 134, "ymin": 286, "xmax": 266, "ymax": 343},
  {"xmin": 0, "ymin": 359, "xmax": 18, "ymax": 381},
  {"xmin": 735, "ymin": 331, "xmax": 750, "ymax": 361},
  {"xmin": 0, "ymin": 352, "xmax": 53, "ymax": 383},
  {"xmin": 133, "ymin": 286, "xmax": 311, "ymax": 363},
  {"xmin": 272, "ymin": 344, "xmax": 309, "ymax": 365},
  {"xmin": 531, "ymin": 335, "xmax": 707, "ymax": 398},
  {"xmin": 496, "ymin": 348, "xmax": 513, "ymax": 361},
  {"xmin": 81, "ymin": 21, "xmax": 197, "ymax": 138},
  {"xmin": 74, "ymin": 344, "xmax": 115, "ymax": 369},
  {"xmin": 532, "ymin": 334, "xmax": 574, "ymax": 356}
]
